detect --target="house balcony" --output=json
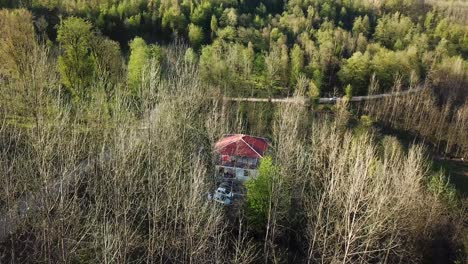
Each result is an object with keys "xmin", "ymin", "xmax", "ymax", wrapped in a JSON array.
[{"xmin": 215, "ymin": 165, "xmax": 259, "ymax": 183}]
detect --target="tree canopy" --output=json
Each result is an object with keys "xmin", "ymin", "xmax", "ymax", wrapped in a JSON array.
[{"xmin": 57, "ymin": 17, "xmax": 96, "ymax": 101}]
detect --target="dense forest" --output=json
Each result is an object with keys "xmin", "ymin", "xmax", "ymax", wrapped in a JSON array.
[
  {"xmin": 1, "ymin": 0, "xmax": 467, "ymax": 97},
  {"xmin": 0, "ymin": 0, "xmax": 467, "ymax": 263}
]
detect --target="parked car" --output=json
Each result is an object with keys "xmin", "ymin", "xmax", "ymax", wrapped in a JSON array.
[{"xmin": 213, "ymin": 186, "xmax": 234, "ymax": 205}]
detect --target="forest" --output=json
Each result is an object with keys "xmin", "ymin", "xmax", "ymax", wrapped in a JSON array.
[{"xmin": 0, "ymin": 0, "xmax": 467, "ymax": 263}]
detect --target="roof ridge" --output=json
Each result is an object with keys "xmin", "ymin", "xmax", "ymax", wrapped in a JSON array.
[
  {"xmin": 214, "ymin": 134, "xmax": 243, "ymax": 150},
  {"xmin": 240, "ymin": 138, "xmax": 263, "ymax": 158},
  {"xmin": 242, "ymin": 134, "xmax": 268, "ymax": 143}
]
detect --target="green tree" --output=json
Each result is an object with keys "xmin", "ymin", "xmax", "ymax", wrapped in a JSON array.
[
  {"xmin": 308, "ymin": 79, "xmax": 320, "ymax": 99},
  {"xmin": 264, "ymin": 43, "xmax": 289, "ymax": 96},
  {"xmin": 269, "ymin": 28, "xmax": 280, "ymax": 42},
  {"xmin": 374, "ymin": 12, "xmax": 414, "ymax": 50},
  {"xmin": 319, "ymin": 1, "xmax": 336, "ymax": 20},
  {"xmin": 184, "ymin": 47, "xmax": 197, "ymax": 64},
  {"xmin": 127, "ymin": 37, "xmax": 149, "ymax": 92},
  {"xmin": 345, "ymin": 84, "xmax": 352, "ymax": 99},
  {"xmin": 57, "ymin": 17, "xmax": 96, "ymax": 101},
  {"xmin": 188, "ymin": 23, "xmax": 204, "ymax": 49},
  {"xmin": 210, "ymin": 15, "xmax": 218, "ymax": 38},
  {"xmin": 199, "ymin": 42, "xmax": 228, "ymax": 87},
  {"xmin": 352, "ymin": 15, "xmax": 370, "ymax": 37},
  {"xmin": 190, "ymin": 1, "xmax": 212, "ymax": 28},
  {"xmin": 91, "ymin": 35, "xmax": 122, "ymax": 93},
  {"xmin": 149, "ymin": 44, "xmax": 164, "ymax": 62},
  {"xmin": 290, "ymin": 44, "xmax": 304, "ymax": 87},
  {"xmin": 245, "ymin": 157, "xmax": 289, "ymax": 231},
  {"xmin": 434, "ymin": 18, "xmax": 468, "ymax": 57},
  {"xmin": 162, "ymin": 6, "xmax": 187, "ymax": 34},
  {"xmin": 224, "ymin": 8, "xmax": 237, "ymax": 26},
  {"xmin": 279, "ymin": 5, "xmax": 309, "ymax": 35},
  {"xmin": 315, "ymin": 22, "xmax": 348, "ymax": 93},
  {"xmin": 370, "ymin": 48, "xmax": 412, "ymax": 91},
  {"xmin": 217, "ymin": 26, "xmax": 237, "ymax": 41},
  {"xmin": 338, "ymin": 51, "xmax": 371, "ymax": 95},
  {"xmin": 279, "ymin": 44, "xmax": 289, "ymax": 87},
  {"xmin": 242, "ymin": 42, "xmax": 255, "ymax": 83}
]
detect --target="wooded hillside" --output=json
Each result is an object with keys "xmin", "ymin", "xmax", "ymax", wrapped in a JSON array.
[{"xmin": 0, "ymin": 0, "xmax": 467, "ymax": 263}]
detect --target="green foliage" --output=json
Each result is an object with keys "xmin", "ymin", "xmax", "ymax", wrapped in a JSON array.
[
  {"xmin": 382, "ymin": 0, "xmax": 423, "ymax": 14},
  {"xmin": 199, "ymin": 41, "xmax": 260, "ymax": 95},
  {"xmin": 210, "ymin": 15, "xmax": 218, "ymax": 38},
  {"xmin": 434, "ymin": 18, "xmax": 468, "ymax": 57},
  {"xmin": 428, "ymin": 172, "xmax": 459, "ymax": 210},
  {"xmin": 2, "ymin": 2, "xmax": 468, "ymax": 262},
  {"xmin": 345, "ymin": 84, "xmax": 352, "ymax": 99},
  {"xmin": 200, "ymin": 44, "xmax": 221, "ymax": 78},
  {"xmin": 264, "ymin": 43, "xmax": 289, "ymax": 95},
  {"xmin": 162, "ymin": 6, "xmax": 187, "ymax": 33},
  {"xmin": 354, "ymin": 115, "xmax": 374, "ymax": 136},
  {"xmin": 308, "ymin": 79, "xmax": 320, "ymax": 99},
  {"xmin": 290, "ymin": 44, "xmax": 304, "ymax": 87},
  {"xmin": 188, "ymin": 23, "xmax": 204, "ymax": 49},
  {"xmin": 319, "ymin": 1, "xmax": 336, "ymax": 20},
  {"xmin": 338, "ymin": 51, "xmax": 371, "ymax": 95},
  {"xmin": 184, "ymin": 47, "xmax": 197, "ymax": 64},
  {"xmin": 199, "ymin": 42, "xmax": 226, "ymax": 86},
  {"xmin": 91, "ymin": 36, "xmax": 122, "ymax": 87},
  {"xmin": 217, "ymin": 26, "xmax": 236, "ymax": 41},
  {"xmin": 57, "ymin": 17, "xmax": 96, "ymax": 101},
  {"xmin": 128, "ymin": 37, "xmax": 149, "ymax": 92},
  {"xmin": 149, "ymin": 44, "xmax": 164, "ymax": 62},
  {"xmin": 127, "ymin": 37, "xmax": 162, "ymax": 99},
  {"xmin": 315, "ymin": 22, "xmax": 349, "ymax": 92},
  {"xmin": 269, "ymin": 28, "xmax": 284, "ymax": 43},
  {"xmin": 15, "ymin": 0, "xmax": 468, "ymax": 99},
  {"xmin": 190, "ymin": 1, "xmax": 212, "ymax": 28},
  {"xmin": 279, "ymin": 6, "xmax": 310, "ymax": 35},
  {"xmin": 126, "ymin": 14, "xmax": 141, "ymax": 29},
  {"xmin": 370, "ymin": 48, "xmax": 413, "ymax": 91},
  {"xmin": 352, "ymin": 15, "xmax": 370, "ymax": 37},
  {"xmin": 360, "ymin": 115, "xmax": 373, "ymax": 127},
  {"xmin": 245, "ymin": 156, "xmax": 289, "ymax": 231},
  {"xmin": 374, "ymin": 12, "xmax": 414, "ymax": 50},
  {"xmin": 223, "ymin": 8, "xmax": 237, "ymax": 27}
]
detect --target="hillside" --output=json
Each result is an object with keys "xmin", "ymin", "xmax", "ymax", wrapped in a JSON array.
[{"xmin": 0, "ymin": 0, "xmax": 467, "ymax": 263}]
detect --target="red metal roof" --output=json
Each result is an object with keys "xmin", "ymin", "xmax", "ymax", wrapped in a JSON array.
[{"xmin": 214, "ymin": 134, "xmax": 268, "ymax": 158}]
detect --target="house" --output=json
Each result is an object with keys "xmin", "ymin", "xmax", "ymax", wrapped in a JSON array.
[{"xmin": 214, "ymin": 134, "xmax": 269, "ymax": 182}]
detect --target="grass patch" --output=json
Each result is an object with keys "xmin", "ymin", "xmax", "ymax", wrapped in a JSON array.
[{"xmin": 432, "ymin": 158, "xmax": 468, "ymax": 198}]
